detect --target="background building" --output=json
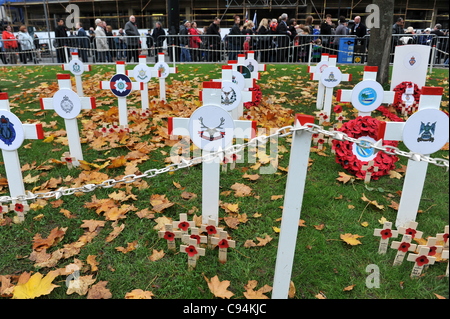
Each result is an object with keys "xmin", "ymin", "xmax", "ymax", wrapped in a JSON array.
[{"xmin": 0, "ymin": 0, "xmax": 448, "ymax": 32}]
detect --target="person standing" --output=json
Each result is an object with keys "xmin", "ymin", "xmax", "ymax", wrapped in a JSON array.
[
  {"xmin": 206, "ymin": 17, "xmax": 221, "ymax": 62},
  {"xmin": 2, "ymin": 26, "xmax": 17, "ymax": 64},
  {"xmin": 55, "ymin": 18, "xmax": 69, "ymax": 63},
  {"xmin": 320, "ymin": 14, "xmax": 333, "ymax": 49},
  {"xmin": 17, "ymin": 25, "xmax": 34, "ymax": 64},
  {"xmin": 94, "ymin": 19, "xmax": 108, "ymax": 62},
  {"xmin": 117, "ymin": 28, "xmax": 127, "ymax": 60},
  {"xmin": 180, "ymin": 20, "xmax": 192, "ymax": 62},
  {"xmin": 151, "ymin": 21, "xmax": 166, "ymax": 59},
  {"xmin": 228, "ymin": 15, "xmax": 242, "ymax": 61},
  {"xmin": 76, "ymin": 22, "xmax": 89, "ymax": 62},
  {"xmin": 189, "ymin": 21, "xmax": 202, "ymax": 62},
  {"xmin": 256, "ymin": 18, "xmax": 270, "ymax": 63},
  {"xmin": 125, "ymin": 15, "xmax": 140, "ymax": 62},
  {"xmin": 276, "ymin": 13, "xmax": 291, "ymax": 62},
  {"xmin": 392, "ymin": 17, "xmax": 405, "ymax": 47}
]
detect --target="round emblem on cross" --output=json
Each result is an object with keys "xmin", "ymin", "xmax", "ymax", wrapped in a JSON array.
[{"xmin": 109, "ymin": 74, "xmax": 132, "ymax": 97}]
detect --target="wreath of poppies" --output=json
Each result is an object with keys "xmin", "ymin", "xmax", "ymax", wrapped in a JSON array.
[
  {"xmin": 392, "ymin": 81, "xmax": 421, "ymax": 115},
  {"xmin": 332, "ymin": 116, "xmax": 399, "ymax": 180},
  {"xmin": 243, "ymin": 84, "xmax": 262, "ymax": 109}
]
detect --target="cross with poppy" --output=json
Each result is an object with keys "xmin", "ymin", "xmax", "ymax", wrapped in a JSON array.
[
  {"xmin": 436, "ymin": 225, "xmax": 449, "ymax": 250},
  {"xmin": 312, "ymin": 132, "xmax": 327, "ymax": 151},
  {"xmin": 210, "ymin": 230, "xmax": 236, "ymax": 264},
  {"xmin": 0, "ymin": 203, "xmax": 8, "ymax": 220},
  {"xmin": 172, "ymin": 213, "xmax": 194, "ymax": 237},
  {"xmin": 60, "ymin": 151, "xmax": 79, "ymax": 169},
  {"xmin": 398, "ymin": 221, "xmax": 423, "ymax": 241},
  {"xmin": 373, "ymin": 221, "xmax": 398, "ymax": 254},
  {"xmin": 157, "ymin": 224, "xmax": 181, "ymax": 251},
  {"xmin": 417, "ymin": 237, "xmax": 444, "ymax": 271},
  {"xmin": 9, "ymin": 201, "xmax": 30, "ymax": 222},
  {"xmin": 391, "ymin": 234, "xmax": 417, "ymax": 266},
  {"xmin": 181, "ymin": 227, "xmax": 207, "ymax": 247},
  {"xmin": 407, "ymin": 246, "xmax": 436, "ymax": 278},
  {"xmin": 200, "ymin": 218, "xmax": 224, "ymax": 249},
  {"xmin": 361, "ymin": 160, "xmax": 379, "ymax": 184},
  {"xmin": 180, "ymin": 237, "xmax": 206, "ymax": 270}
]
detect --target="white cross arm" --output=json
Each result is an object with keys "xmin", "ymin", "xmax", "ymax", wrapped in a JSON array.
[
  {"xmin": 23, "ymin": 123, "xmax": 45, "ymax": 140},
  {"xmin": 168, "ymin": 117, "xmax": 257, "ymax": 139},
  {"xmin": 247, "ymin": 51, "xmax": 266, "ymax": 71},
  {"xmin": 309, "ymin": 69, "xmax": 352, "ymax": 81}
]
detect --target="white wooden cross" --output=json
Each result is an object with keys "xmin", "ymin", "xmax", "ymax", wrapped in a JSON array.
[
  {"xmin": 272, "ymin": 114, "xmax": 316, "ymax": 299},
  {"xmin": 40, "ymin": 73, "xmax": 96, "ymax": 165},
  {"xmin": 181, "ymin": 227, "xmax": 207, "ymax": 246},
  {"xmin": 62, "ymin": 52, "xmax": 92, "ymax": 97},
  {"xmin": 0, "ymin": 92, "xmax": 44, "ymax": 198},
  {"xmin": 212, "ymin": 65, "xmax": 256, "ymax": 120},
  {"xmin": 152, "ymin": 52, "xmax": 177, "ymax": 101},
  {"xmin": 442, "ymin": 249, "xmax": 449, "ymax": 277},
  {"xmin": 61, "ymin": 151, "xmax": 79, "ymax": 169},
  {"xmin": 168, "ymin": 81, "xmax": 256, "ymax": 225},
  {"xmin": 407, "ymin": 246, "xmax": 436, "ymax": 278},
  {"xmin": 373, "ymin": 221, "xmax": 398, "ymax": 254},
  {"xmin": 244, "ymin": 51, "xmax": 266, "ymax": 80},
  {"xmin": 378, "ymin": 87, "xmax": 449, "ymax": 228},
  {"xmin": 158, "ymin": 224, "xmax": 181, "ymax": 251},
  {"xmin": 100, "ymin": 61, "xmax": 144, "ymax": 127},
  {"xmin": 417, "ymin": 237, "xmax": 444, "ymax": 271},
  {"xmin": 127, "ymin": 55, "xmax": 153, "ymax": 110},
  {"xmin": 436, "ymin": 225, "xmax": 449, "ymax": 249},
  {"xmin": 180, "ymin": 237, "xmax": 206, "ymax": 270},
  {"xmin": 210, "ymin": 230, "xmax": 236, "ymax": 264},
  {"xmin": 337, "ymin": 65, "xmax": 395, "ymax": 117},
  {"xmin": 398, "ymin": 221, "xmax": 423, "ymax": 240},
  {"xmin": 228, "ymin": 55, "xmax": 256, "ymax": 90},
  {"xmin": 200, "ymin": 218, "xmax": 224, "ymax": 249},
  {"xmin": 391, "ymin": 234, "xmax": 417, "ymax": 266},
  {"xmin": 172, "ymin": 213, "xmax": 194, "ymax": 237},
  {"xmin": 309, "ymin": 54, "xmax": 352, "ymax": 117},
  {"xmin": 362, "ymin": 160, "xmax": 379, "ymax": 184}
]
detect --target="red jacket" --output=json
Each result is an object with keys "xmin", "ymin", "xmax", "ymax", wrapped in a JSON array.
[
  {"xmin": 2, "ymin": 31, "xmax": 18, "ymax": 49},
  {"xmin": 189, "ymin": 28, "xmax": 201, "ymax": 48}
]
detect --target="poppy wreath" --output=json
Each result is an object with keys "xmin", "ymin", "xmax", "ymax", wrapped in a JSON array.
[
  {"xmin": 332, "ymin": 116, "xmax": 399, "ymax": 180},
  {"xmin": 392, "ymin": 81, "xmax": 421, "ymax": 115},
  {"xmin": 243, "ymin": 84, "xmax": 262, "ymax": 109}
]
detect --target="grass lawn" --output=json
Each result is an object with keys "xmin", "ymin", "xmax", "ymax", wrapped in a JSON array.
[{"xmin": 0, "ymin": 62, "xmax": 448, "ymax": 300}]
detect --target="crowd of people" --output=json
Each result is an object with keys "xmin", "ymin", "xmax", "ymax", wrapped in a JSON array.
[{"xmin": 0, "ymin": 13, "xmax": 448, "ymax": 65}]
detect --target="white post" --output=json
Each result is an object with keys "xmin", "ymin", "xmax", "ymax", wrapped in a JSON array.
[{"xmin": 272, "ymin": 114, "xmax": 315, "ymax": 299}]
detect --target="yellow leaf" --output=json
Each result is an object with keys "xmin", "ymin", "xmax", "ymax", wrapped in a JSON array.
[
  {"xmin": 203, "ymin": 275, "xmax": 234, "ymax": 299},
  {"xmin": 389, "ymin": 170, "xmax": 403, "ymax": 179},
  {"xmin": 125, "ymin": 289, "xmax": 154, "ymax": 299},
  {"xmin": 378, "ymin": 217, "xmax": 388, "ymax": 224},
  {"xmin": 336, "ymin": 172, "xmax": 354, "ymax": 184},
  {"xmin": 361, "ymin": 221, "xmax": 369, "ymax": 227},
  {"xmin": 12, "ymin": 271, "xmax": 59, "ymax": 299},
  {"xmin": 271, "ymin": 195, "xmax": 283, "ymax": 200},
  {"xmin": 340, "ymin": 233, "xmax": 364, "ymax": 246},
  {"xmin": 343, "ymin": 284, "xmax": 356, "ymax": 291},
  {"xmin": 361, "ymin": 193, "xmax": 385, "ymax": 210},
  {"xmin": 272, "ymin": 226, "xmax": 281, "ymax": 233},
  {"xmin": 42, "ymin": 135, "xmax": 55, "ymax": 143}
]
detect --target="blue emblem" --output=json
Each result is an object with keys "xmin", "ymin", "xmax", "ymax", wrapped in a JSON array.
[
  {"xmin": 358, "ymin": 88, "xmax": 377, "ymax": 106},
  {"xmin": 0, "ymin": 115, "xmax": 16, "ymax": 146},
  {"xmin": 417, "ymin": 121, "xmax": 436, "ymax": 142},
  {"xmin": 355, "ymin": 139, "xmax": 375, "ymax": 158},
  {"xmin": 409, "ymin": 56, "xmax": 416, "ymax": 66},
  {"xmin": 110, "ymin": 74, "xmax": 132, "ymax": 97}
]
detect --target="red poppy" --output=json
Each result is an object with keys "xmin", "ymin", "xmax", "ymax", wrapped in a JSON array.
[
  {"xmin": 333, "ymin": 105, "xmax": 343, "ymax": 114},
  {"xmin": 380, "ymin": 229, "xmax": 393, "ymax": 240},
  {"xmin": 185, "ymin": 245, "xmax": 198, "ymax": 257},
  {"xmin": 65, "ymin": 157, "xmax": 73, "ymax": 163},
  {"xmin": 428, "ymin": 246, "xmax": 437, "ymax": 256},
  {"xmin": 0, "ymin": 206, "xmax": 3, "ymax": 213},
  {"xmin": 14, "ymin": 203, "xmax": 24, "ymax": 212},
  {"xmin": 206, "ymin": 225, "xmax": 217, "ymax": 235},
  {"xmin": 243, "ymin": 84, "xmax": 262, "ymax": 109},
  {"xmin": 415, "ymin": 255, "xmax": 429, "ymax": 267},
  {"xmin": 164, "ymin": 231, "xmax": 176, "ymax": 241},
  {"xmin": 178, "ymin": 221, "xmax": 190, "ymax": 231},
  {"xmin": 190, "ymin": 234, "xmax": 201, "ymax": 244},
  {"xmin": 218, "ymin": 239, "xmax": 229, "ymax": 249},
  {"xmin": 443, "ymin": 233, "xmax": 449, "ymax": 243},
  {"xmin": 392, "ymin": 81, "xmax": 421, "ymax": 115},
  {"xmin": 405, "ymin": 228, "xmax": 417, "ymax": 238},
  {"xmin": 398, "ymin": 242, "xmax": 411, "ymax": 252}
]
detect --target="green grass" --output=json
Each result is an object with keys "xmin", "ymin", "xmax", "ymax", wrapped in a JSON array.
[{"xmin": 0, "ymin": 62, "xmax": 448, "ymax": 299}]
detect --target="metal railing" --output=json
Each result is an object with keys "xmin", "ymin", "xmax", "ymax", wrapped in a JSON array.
[{"xmin": 1, "ymin": 33, "xmax": 448, "ymax": 67}]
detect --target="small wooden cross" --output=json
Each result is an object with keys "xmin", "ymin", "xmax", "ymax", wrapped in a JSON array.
[
  {"xmin": 182, "ymin": 227, "xmax": 207, "ymax": 246},
  {"xmin": 158, "ymin": 224, "xmax": 181, "ymax": 251},
  {"xmin": 210, "ymin": 230, "xmax": 236, "ymax": 264},
  {"xmin": 312, "ymin": 133, "xmax": 327, "ymax": 150},
  {"xmin": 317, "ymin": 112, "xmax": 329, "ymax": 125},
  {"xmin": 407, "ymin": 246, "xmax": 436, "ymax": 278},
  {"xmin": 362, "ymin": 160, "xmax": 379, "ymax": 184},
  {"xmin": 441, "ymin": 249, "xmax": 449, "ymax": 277},
  {"xmin": 200, "ymin": 218, "xmax": 224, "ymax": 249},
  {"xmin": 436, "ymin": 225, "xmax": 449, "ymax": 250},
  {"xmin": 417, "ymin": 237, "xmax": 444, "ymax": 271},
  {"xmin": 180, "ymin": 237, "xmax": 206, "ymax": 270},
  {"xmin": 391, "ymin": 234, "xmax": 417, "ymax": 266},
  {"xmin": 61, "ymin": 152, "xmax": 79, "ymax": 169},
  {"xmin": 398, "ymin": 221, "xmax": 423, "ymax": 240},
  {"xmin": 373, "ymin": 221, "xmax": 398, "ymax": 254},
  {"xmin": 9, "ymin": 201, "xmax": 30, "ymax": 223},
  {"xmin": 172, "ymin": 213, "xmax": 194, "ymax": 237}
]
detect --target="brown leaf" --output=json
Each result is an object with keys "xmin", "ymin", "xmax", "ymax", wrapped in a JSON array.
[
  {"xmin": 203, "ymin": 275, "xmax": 234, "ymax": 299},
  {"xmin": 86, "ymin": 255, "xmax": 99, "ymax": 272},
  {"xmin": 230, "ymin": 183, "xmax": 253, "ymax": 197},
  {"xmin": 148, "ymin": 249, "xmax": 165, "ymax": 262},
  {"xmin": 336, "ymin": 172, "xmax": 354, "ymax": 184},
  {"xmin": 115, "ymin": 240, "xmax": 138, "ymax": 253},
  {"xmin": 150, "ymin": 194, "xmax": 174, "ymax": 212},
  {"xmin": 340, "ymin": 233, "xmax": 364, "ymax": 246},
  {"xmin": 80, "ymin": 220, "xmax": 106, "ymax": 232},
  {"xmin": 32, "ymin": 227, "xmax": 67, "ymax": 252},
  {"xmin": 125, "ymin": 289, "xmax": 154, "ymax": 299},
  {"xmin": 87, "ymin": 281, "xmax": 112, "ymax": 299},
  {"xmin": 343, "ymin": 284, "xmax": 356, "ymax": 291}
]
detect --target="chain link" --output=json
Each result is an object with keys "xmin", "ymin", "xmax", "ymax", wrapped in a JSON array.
[{"xmin": 0, "ymin": 125, "xmax": 447, "ymax": 204}]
